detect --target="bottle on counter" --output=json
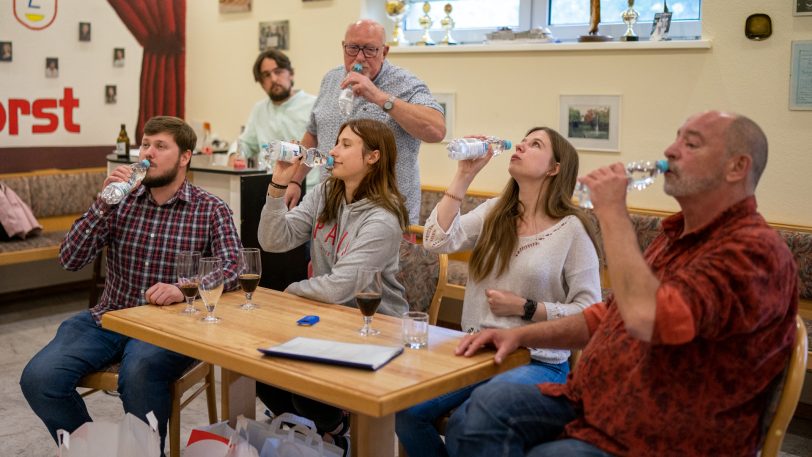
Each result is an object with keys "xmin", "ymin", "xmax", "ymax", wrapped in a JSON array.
[{"xmin": 116, "ymin": 124, "xmax": 130, "ymax": 162}]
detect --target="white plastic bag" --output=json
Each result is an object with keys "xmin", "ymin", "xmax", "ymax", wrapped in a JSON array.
[
  {"xmin": 57, "ymin": 411, "xmax": 160, "ymax": 457},
  {"xmin": 185, "ymin": 418, "xmax": 259, "ymax": 457},
  {"xmin": 259, "ymin": 413, "xmax": 342, "ymax": 457}
]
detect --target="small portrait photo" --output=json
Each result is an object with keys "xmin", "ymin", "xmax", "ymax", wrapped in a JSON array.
[
  {"xmin": 0, "ymin": 41, "xmax": 12, "ymax": 62},
  {"xmin": 259, "ymin": 20, "xmax": 289, "ymax": 51},
  {"xmin": 113, "ymin": 48, "xmax": 125, "ymax": 67},
  {"xmin": 79, "ymin": 22, "xmax": 91, "ymax": 42},
  {"xmin": 45, "ymin": 57, "xmax": 59, "ymax": 78},
  {"xmin": 795, "ymin": 0, "xmax": 812, "ymax": 16},
  {"xmin": 105, "ymin": 85, "xmax": 117, "ymax": 104},
  {"xmin": 219, "ymin": 0, "xmax": 251, "ymax": 13},
  {"xmin": 650, "ymin": 12, "xmax": 673, "ymax": 41}
]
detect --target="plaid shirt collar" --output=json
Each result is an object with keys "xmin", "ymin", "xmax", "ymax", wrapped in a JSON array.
[{"xmin": 132, "ymin": 179, "xmax": 194, "ymax": 206}]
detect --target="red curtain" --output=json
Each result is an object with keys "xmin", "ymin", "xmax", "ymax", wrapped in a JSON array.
[{"xmin": 107, "ymin": 0, "xmax": 186, "ymax": 142}]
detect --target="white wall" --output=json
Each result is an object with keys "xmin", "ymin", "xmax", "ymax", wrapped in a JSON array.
[
  {"xmin": 186, "ymin": 0, "xmax": 812, "ymax": 227},
  {"xmin": 0, "ymin": 0, "xmax": 141, "ymax": 147}
]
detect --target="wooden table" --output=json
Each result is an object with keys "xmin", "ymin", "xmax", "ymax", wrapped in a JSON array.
[{"xmin": 102, "ymin": 288, "xmax": 529, "ymax": 457}]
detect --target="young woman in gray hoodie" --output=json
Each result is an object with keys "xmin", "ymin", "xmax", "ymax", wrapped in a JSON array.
[{"xmin": 256, "ymin": 118, "xmax": 410, "ymax": 452}]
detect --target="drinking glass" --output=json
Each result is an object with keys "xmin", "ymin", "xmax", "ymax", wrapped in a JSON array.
[
  {"xmin": 238, "ymin": 248, "xmax": 262, "ymax": 310},
  {"xmin": 176, "ymin": 251, "xmax": 201, "ymax": 315},
  {"xmin": 199, "ymin": 257, "xmax": 224, "ymax": 324},
  {"xmin": 355, "ymin": 267, "xmax": 382, "ymax": 336}
]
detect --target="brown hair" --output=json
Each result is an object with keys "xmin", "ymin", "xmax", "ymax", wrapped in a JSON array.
[
  {"xmin": 318, "ymin": 119, "xmax": 408, "ymax": 230},
  {"xmin": 468, "ymin": 127, "xmax": 601, "ymax": 281},
  {"xmin": 252, "ymin": 49, "xmax": 293, "ymax": 82},
  {"xmin": 143, "ymin": 116, "xmax": 197, "ymax": 170}
]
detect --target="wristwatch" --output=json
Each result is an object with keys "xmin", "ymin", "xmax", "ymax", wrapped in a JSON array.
[
  {"xmin": 383, "ymin": 95, "xmax": 396, "ymax": 112},
  {"xmin": 522, "ymin": 299, "xmax": 538, "ymax": 321}
]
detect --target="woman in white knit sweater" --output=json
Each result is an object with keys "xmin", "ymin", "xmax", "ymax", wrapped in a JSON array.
[{"xmin": 396, "ymin": 127, "xmax": 601, "ymax": 457}]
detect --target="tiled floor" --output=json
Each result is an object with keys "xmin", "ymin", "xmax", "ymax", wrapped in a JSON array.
[{"xmin": 1, "ymin": 290, "xmax": 811, "ymax": 456}]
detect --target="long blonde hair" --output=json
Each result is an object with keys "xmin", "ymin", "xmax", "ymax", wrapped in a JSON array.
[
  {"xmin": 468, "ymin": 127, "xmax": 600, "ymax": 281},
  {"xmin": 318, "ymin": 119, "xmax": 409, "ymax": 229}
]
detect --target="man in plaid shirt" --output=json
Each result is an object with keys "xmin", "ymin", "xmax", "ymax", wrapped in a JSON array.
[{"xmin": 20, "ymin": 116, "xmax": 242, "ymax": 455}]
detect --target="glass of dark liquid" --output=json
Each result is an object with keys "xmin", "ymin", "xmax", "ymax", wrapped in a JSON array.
[
  {"xmin": 238, "ymin": 248, "xmax": 262, "ymax": 310},
  {"xmin": 176, "ymin": 251, "xmax": 201, "ymax": 315},
  {"xmin": 355, "ymin": 267, "xmax": 382, "ymax": 336}
]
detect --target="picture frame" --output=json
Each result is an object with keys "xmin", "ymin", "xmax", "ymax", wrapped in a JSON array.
[
  {"xmin": 219, "ymin": 0, "xmax": 251, "ymax": 13},
  {"xmin": 559, "ymin": 95, "xmax": 621, "ymax": 152},
  {"xmin": 794, "ymin": 0, "xmax": 812, "ymax": 16},
  {"xmin": 789, "ymin": 40, "xmax": 812, "ymax": 110},
  {"xmin": 0, "ymin": 41, "xmax": 12, "ymax": 62},
  {"xmin": 433, "ymin": 92, "xmax": 455, "ymax": 143},
  {"xmin": 79, "ymin": 22, "xmax": 91, "ymax": 42},
  {"xmin": 259, "ymin": 20, "xmax": 290, "ymax": 51},
  {"xmin": 650, "ymin": 12, "xmax": 672, "ymax": 41}
]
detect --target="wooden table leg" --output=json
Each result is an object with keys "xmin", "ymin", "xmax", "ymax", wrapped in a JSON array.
[
  {"xmin": 350, "ymin": 413, "xmax": 394, "ymax": 457},
  {"xmin": 220, "ymin": 367, "xmax": 256, "ymax": 427}
]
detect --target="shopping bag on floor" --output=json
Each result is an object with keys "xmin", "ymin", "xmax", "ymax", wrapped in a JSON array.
[
  {"xmin": 242, "ymin": 413, "xmax": 317, "ymax": 452},
  {"xmin": 186, "ymin": 419, "xmax": 259, "ymax": 457},
  {"xmin": 259, "ymin": 414, "xmax": 342, "ymax": 457},
  {"xmin": 57, "ymin": 411, "xmax": 160, "ymax": 457}
]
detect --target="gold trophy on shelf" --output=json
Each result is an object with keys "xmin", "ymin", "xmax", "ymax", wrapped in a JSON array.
[
  {"xmin": 385, "ymin": 0, "xmax": 410, "ymax": 46},
  {"xmin": 578, "ymin": 0, "xmax": 612, "ymax": 42},
  {"xmin": 620, "ymin": 0, "xmax": 639, "ymax": 41},
  {"xmin": 440, "ymin": 3, "xmax": 458, "ymax": 45},
  {"xmin": 416, "ymin": 1, "xmax": 436, "ymax": 46}
]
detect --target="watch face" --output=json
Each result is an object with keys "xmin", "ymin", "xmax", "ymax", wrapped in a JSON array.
[{"xmin": 384, "ymin": 100, "xmax": 394, "ymax": 111}]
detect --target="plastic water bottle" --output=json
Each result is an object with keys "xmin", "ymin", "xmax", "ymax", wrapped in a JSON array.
[
  {"xmin": 446, "ymin": 137, "xmax": 512, "ymax": 160},
  {"xmin": 574, "ymin": 160, "xmax": 669, "ymax": 209},
  {"xmin": 100, "ymin": 159, "xmax": 150, "ymax": 205},
  {"xmin": 338, "ymin": 63, "xmax": 363, "ymax": 117},
  {"xmin": 262, "ymin": 141, "xmax": 334, "ymax": 168}
]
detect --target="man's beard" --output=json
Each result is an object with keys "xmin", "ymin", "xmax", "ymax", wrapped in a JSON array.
[
  {"xmin": 142, "ymin": 157, "xmax": 181, "ymax": 188},
  {"xmin": 269, "ymin": 84, "xmax": 291, "ymax": 102}
]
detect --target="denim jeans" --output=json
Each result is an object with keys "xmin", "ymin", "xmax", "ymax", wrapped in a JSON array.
[
  {"xmin": 396, "ymin": 359, "xmax": 568, "ymax": 457},
  {"xmin": 19, "ymin": 311, "xmax": 195, "ymax": 456},
  {"xmin": 445, "ymin": 382, "xmax": 613, "ymax": 457}
]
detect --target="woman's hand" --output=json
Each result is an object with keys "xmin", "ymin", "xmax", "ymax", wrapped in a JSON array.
[
  {"xmin": 486, "ymin": 289, "xmax": 525, "ymax": 317},
  {"xmin": 455, "ymin": 135, "xmax": 493, "ymax": 180},
  {"xmin": 271, "ymin": 151, "xmax": 303, "ymax": 186}
]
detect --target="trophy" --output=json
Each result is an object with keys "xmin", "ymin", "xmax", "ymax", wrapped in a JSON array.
[
  {"xmin": 440, "ymin": 3, "xmax": 458, "ymax": 45},
  {"xmin": 578, "ymin": 0, "xmax": 612, "ymax": 42},
  {"xmin": 620, "ymin": 0, "xmax": 639, "ymax": 41},
  {"xmin": 416, "ymin": 1, "xmax": 436, "ymax": 46},
  {"xmin": 385, "ymin": 0, "xmax": 410, "ymax": 46}
]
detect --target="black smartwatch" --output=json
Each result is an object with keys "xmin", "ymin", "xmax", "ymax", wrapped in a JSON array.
[{"xmin": 522, "ymin": 299, "xmax": 538, "ymax": 321}]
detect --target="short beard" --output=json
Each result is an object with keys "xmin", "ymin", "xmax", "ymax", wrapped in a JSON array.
[
  {"xmin": 269, "ymin": 83, "xmax": 292, "ymax": 102},
  {"xmin": 142, "ymin": 157, "xmax": 181, "ymax": 188}
]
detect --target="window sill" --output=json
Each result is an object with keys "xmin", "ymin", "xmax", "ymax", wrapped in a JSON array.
[{"xmin": 388, "ymin": 39, "xmax": 712, "ymax": 54}]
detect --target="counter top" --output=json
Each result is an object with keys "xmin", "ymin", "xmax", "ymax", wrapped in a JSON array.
[{"xmin": 106, "ymin": 154, "xmax": 268, "ymax": 176}]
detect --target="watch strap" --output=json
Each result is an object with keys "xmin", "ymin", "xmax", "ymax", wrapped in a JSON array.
[{"xmin": 522, "ymin": 299, "xmax": 538, "ymax": 321}]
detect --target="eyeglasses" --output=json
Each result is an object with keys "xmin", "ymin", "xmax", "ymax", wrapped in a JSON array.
[{"xmin": 343, "ymin": 44, "xmax": 382, "ymax": 58}]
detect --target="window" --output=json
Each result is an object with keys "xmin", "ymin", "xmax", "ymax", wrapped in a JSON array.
[{"xmin": 399, "ymin": 0, "xmax": 701, "ymax": 44}]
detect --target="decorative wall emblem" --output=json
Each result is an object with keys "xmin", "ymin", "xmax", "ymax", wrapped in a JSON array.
[{"xmin": 14, "ymin": 0, "xmax": 58, "ymax": 31}]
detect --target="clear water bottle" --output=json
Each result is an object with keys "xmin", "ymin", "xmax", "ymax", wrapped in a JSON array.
[
  {"xmin": 338, "ymin": 63, "xmax": 363, "ymax": 117},
  {"xmin": 100, "ymin": 159, "xmax": 150, "ymax": 205},
  {"xmin": 574, "ymin": 160, "xmax": 669, "ymax": 209},
  {"xmin": 446, "ymin": 137, "xmax": 512, "ymax": 161},
  {"xmin": 262, "ymin": 141, "xmax": 334, "ymax": 168}
]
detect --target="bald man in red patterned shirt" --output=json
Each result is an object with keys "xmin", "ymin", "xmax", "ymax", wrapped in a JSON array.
[{"xmin": 447, "ymin": 111, "xmax": 798, "ymax": 457}]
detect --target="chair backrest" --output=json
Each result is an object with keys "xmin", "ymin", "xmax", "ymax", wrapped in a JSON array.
[
  {"xmin": 760, "ymin": 314, "xmax": 808, "ymax": 457},
  {"xmin": 396, "ymin": 225, "xmax": 448, "ymax": 325}
]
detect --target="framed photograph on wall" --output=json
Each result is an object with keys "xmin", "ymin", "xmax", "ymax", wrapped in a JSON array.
[
  {"xmin": 434, "ymin": 93, "xmax": 454, "ymax": 143},
  {"xmin": 795, "ymin": 0, "xmax": 812, "ymax": 16},
  {"xmin": 259, "ymin": 20, "xmax": 290, "ymax": 50},
  {"xmin": 559, "ymin": 95, "xmax": 621, "ymax": 152},
  {"xmin": 790, "ymin": 40, "xmax": 812, "ymax": 110},
  {"xmin": 219, "ymin": 0, "xmax": 251, "ymax": 13}
]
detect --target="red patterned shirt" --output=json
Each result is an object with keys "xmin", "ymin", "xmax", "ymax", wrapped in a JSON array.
[
  {"xmin": 60, "ymin": 180, "xmax": 242, "ymax": 324},
  {"xmin": 542, "ymin": 197, "xmax": 798, "ymax": 456}
]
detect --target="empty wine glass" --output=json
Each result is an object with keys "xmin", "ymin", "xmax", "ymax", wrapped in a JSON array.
[
  {"xmin": 238, "ymin": 248, "xmax": 262, "ymax": 310},
  {"xmin": 176, "ymin": 251, "xmax": 201, "ymax": 315},
  {"xmin": 199, "ymin": 257, "xmax": 224, "ymax": 324},
  {"xmin": 355, "ymin": 267, "xmax": 382, "ymax": 336}
]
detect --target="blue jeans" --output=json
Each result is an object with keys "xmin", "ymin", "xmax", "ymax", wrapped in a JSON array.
[
  {"xmin": 396, "ymin": 360, "xmax": 568, "ymax": 457},
  {"xmin": 19, "ymin": 311, "xmax": 195, "ymax": 456},
  {"xmin": 445, "ymin": 383, "xmax": 613, "ymax": 457}
]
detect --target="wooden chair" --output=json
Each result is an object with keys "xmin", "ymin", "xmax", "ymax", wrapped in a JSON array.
[
  {"xmin": 398, "ymin": 225, "xmax": 449, "ymax": 323},
  {"xmin": 760, "ymin": 315, "xmax": 808, "ymax": 457},
  {"xmin": 77, "ymin": 359, "xmax": 218, "ymax": 457}
]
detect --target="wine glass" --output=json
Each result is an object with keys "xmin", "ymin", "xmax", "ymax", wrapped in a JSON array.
[
  {"xmin": 238, "ymin": 248, "xmax": 262, "ymax": 310},
  {"xmin": 199, "ymin": 257, "xmax": 224, "ymax": 324},
  {"xmin": 176, "ymin": 251, "xmax": 201, "ymax": 315},
  {"xmin": 355, "ymin": 267, "xmax": 382, "ymax": 336}
]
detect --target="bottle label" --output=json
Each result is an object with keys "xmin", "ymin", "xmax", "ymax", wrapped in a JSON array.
[{"xmin": 116, "ymin": 142, "xmax": 127, "ymax": 157}]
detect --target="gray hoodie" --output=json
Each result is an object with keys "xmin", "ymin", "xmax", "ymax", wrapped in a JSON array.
[{"xmin": 258, "ymin": 182, "xmax": 408, "ymax": 317}]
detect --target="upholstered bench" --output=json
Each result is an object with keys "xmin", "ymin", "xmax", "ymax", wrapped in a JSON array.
[
  {"xmin": 0, "ymin": 167, "xmax": 106, "ymax": 266},
  {"xmin": 419, "ymin": 185, "xmax": 812, "ymax": 350}
]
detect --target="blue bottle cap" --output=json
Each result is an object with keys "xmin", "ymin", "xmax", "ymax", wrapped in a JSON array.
[
  {"xmin": 352, "ymin": 63, "xmax": 363, "ymax": 72},
  {"xmin": 655, "ymin": 159, "xmax": 669, "ymax": 172},
  {"xmin": 326, "ymin": 156, "xmax": 335, "ymax": 167},
  {"xmin": 139, "ymin": 159, "xmax": 150, "ymax": 167},
  {"xmin": 503, "ymin": 140, "xmax": 512, "ymax": 150}
]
